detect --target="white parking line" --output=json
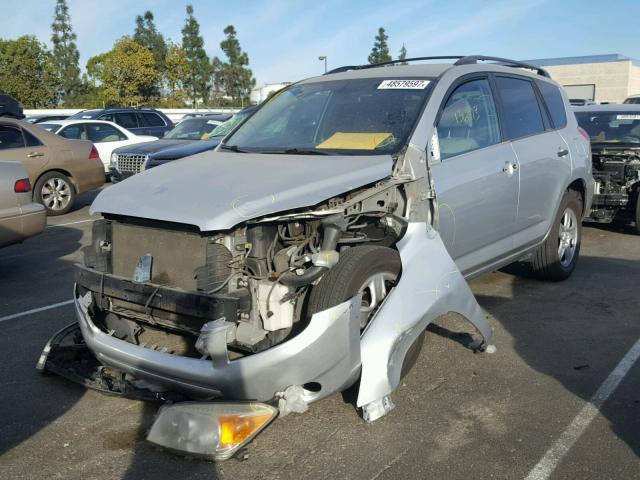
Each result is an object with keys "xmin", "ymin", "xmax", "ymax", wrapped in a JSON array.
[
  {"xmin": 47, "ymin": 218, "xmax": 95, "ymax": 228},
  {"xmin": 0, "ymin": 299, "xmax": 74, "ymax": 323},
  {"xmin": 525, "ymin": 336, "xmax": 640, "ymax": 480}
]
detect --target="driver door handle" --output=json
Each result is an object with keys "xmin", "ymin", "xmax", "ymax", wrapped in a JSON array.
[
  {"xmin": 27, "ymin": 151, "xmax": 44, "ymax": 158},
  {"xmin": 502, "ymin": 161, "xmax": 518, "ymax": 175},
  {"xmin": 557, "ymin": 148, "xmax": 569, "ymax": 157}
]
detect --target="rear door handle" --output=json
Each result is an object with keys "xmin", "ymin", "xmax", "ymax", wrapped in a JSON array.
[
  {"xmin": 557, "ymin": 148, "xmax": 569, "ymax": 157},
  {"xmin": 27, "ymin": 151, "xmax": 44, "ymax": 158}
]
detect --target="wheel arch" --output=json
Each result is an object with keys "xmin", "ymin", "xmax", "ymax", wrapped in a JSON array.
[{"xmin": 34, "ymin": 169, "xmax": 78, "ymax": 194}]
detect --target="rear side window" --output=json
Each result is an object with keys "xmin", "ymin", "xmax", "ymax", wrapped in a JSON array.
[
  {"xmin": 0, "ymin": 125, "xmax": 25, "ymax": 149},
  {"xmin": 99, "ymin": 113, "xmax": 114, "ymax": 122},
  {"xmin": 24, "ymin": 129, "xmax": 43, "ymax": 147},
  {"xmin": 495, "ymin": 76, "xmax": 545, "ymax": 139},
  {"xmin": 436, "ymin": 78, "xmax": 501, "ymax": 159},
  {"xmin": 87, "ymin": 123, "xmax": 127, "ymax": 142},
  {"xmin": 537, "ymin": 81, "xmax": 567, "ymax": 129},
  {"xmin": 139, "ymin": 112, "xmax": 165, "ymax": 127},
  {"xmin": 115, "ymin": 112, "xmax": 138, "ymax": 129}
]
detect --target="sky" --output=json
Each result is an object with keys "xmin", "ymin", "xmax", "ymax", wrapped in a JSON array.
[{"xmin": 4, "ymin": 0, "xmax": 640, "ymax": 87}]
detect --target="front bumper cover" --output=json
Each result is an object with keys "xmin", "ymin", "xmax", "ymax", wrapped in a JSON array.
[{"xmin": 40, "ymin": 288, "xmax": 362, "ymax": 404}]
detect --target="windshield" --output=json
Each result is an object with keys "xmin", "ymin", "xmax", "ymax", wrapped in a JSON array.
[
  {"xmin": 224, "ymin": 78, "xmax": 432, "ymax": 155},
  {"xmin": 37, "ymin": 123, "xmax": 61, "ymax": 133},
  {"xmin": 165, "ymin": 118, "xmax": 221, "ymax": 140},
  {"xmin": 576, "ymin": 111, "xmax": 640, "ymax": 144},
  {"xmin": 208, "ymin": 110, "xmax": 253, "ymax": 139}
]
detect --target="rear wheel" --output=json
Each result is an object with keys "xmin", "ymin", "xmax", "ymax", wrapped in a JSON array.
[
  {"xmin": 531, "ymin": 190, "xmax": 583, "ymax": 281},
  {"xmin": 34, "ymin": 171, "xmax": 76, "ymax": 216},
  {"xmin": 307, "ymin": 245, "xmax": 425, "ymax": 379}
]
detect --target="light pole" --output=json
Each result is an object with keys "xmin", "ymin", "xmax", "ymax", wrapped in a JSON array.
[{"xmin": 318, "ymin": 55, "xmax": 327, "ymax": 73}]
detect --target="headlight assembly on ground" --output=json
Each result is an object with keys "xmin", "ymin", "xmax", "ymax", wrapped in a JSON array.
[{"xmin": 146, "ymin": 402, "xmax": 278, "ymax": 460}]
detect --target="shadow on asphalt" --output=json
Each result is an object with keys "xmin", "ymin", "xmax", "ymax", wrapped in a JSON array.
[{"xmin": 477, "ymin": 253, "xmax": 640, "ymax": 459}]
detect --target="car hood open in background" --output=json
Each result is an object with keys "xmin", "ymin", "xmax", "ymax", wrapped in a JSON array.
[{"xmin": 91, "ymin": 151, "xmax": 393, "ymax": 231}]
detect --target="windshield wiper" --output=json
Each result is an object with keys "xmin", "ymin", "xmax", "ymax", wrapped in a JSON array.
[
  {"xmin": 281, "ymin": 148, "xmax": 331, "ymax": 155},
  {"xmin": 219, "ymin": 143, "xmax": 248, "ymax": 153}
]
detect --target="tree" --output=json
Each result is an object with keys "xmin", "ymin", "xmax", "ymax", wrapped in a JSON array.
[
  {"xmin": 181, "ymin": 4, "xmax": 212, "ymax": 107},
  {"xmin": 368, "ymin": 27, "xmax": 392, "ymax": 65},
  {"xmin": 0, "ymin": 36, "xmax": 59, "ymax": 107},
  {"xmin": 133, "ymin": 11, "xmax": 167, "ymax": 77},
  {"xmin": 164, "ymin": 42, "xmax": 190, "ymax": 107},
  {"xmin": 86, "ymin": 37, "xmax": 158, "ymax": 107},
  {"xmin": 51, "ymin": 0, "xmax": 81, "ymax": 103},
  {"xmin": 398, "ymin": 44, "xmax": 408, "ymax": 65},
  {"xmin": 212, "ymin": 25, "xmax": 256, "ymax": 104}
]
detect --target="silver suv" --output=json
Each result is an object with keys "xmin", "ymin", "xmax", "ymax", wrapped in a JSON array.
[{"xmin": 40, "ymin": 56, "xmax": 593, "ymax": 460}]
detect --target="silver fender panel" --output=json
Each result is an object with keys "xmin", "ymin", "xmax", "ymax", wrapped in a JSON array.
[{"xmin": 357, "ymin": 222, "xmax": 494, "ymax": 414}]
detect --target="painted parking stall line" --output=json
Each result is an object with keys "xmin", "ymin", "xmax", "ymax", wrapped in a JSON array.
[
  {"xmin": 525, "ymin": 336, "xmax": 640, "ymax": 480},
  {"xmin": 0, "ymin": 299, "xmax": 74, "ymax": 323},
  {"xmin": 47, "ymin": 218, "xmax": 96, "ymax": 228}
]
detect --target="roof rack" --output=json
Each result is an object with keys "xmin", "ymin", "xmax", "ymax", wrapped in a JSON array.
[{"xmin": 325, "ymin": 55, "xmax": 550, "ymax": 78}]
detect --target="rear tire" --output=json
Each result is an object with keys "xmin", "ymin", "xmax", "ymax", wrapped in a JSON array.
[
  {"xmin": 531, "ymin": 190, "xmax": 583, "ymax": 281},
  {"xmin": 34, "ymin": 171, "xmax": 76, "ymax": 216},
  {"xmin": 306, "ymin": 245, "xmax": 424, "ymax": 380}
]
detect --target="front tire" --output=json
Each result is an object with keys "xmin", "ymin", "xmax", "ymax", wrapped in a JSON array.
[
  {"xmin": 306, "ymin": 245, "xmax": 425, "ymax": 380},
  {"xmin": 531, "ymin": 190, "xmax": 583, "ymax": 281},
  {"xmin": 34, "ymin": 171, "xmax": 76, "ymax": 216}
]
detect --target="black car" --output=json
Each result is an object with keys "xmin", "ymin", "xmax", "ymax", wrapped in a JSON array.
[
  {"xmin": 68, "ymin": 108, "xmax": 174, "ymax": 137},
  {"xmin": 109, "ymin": 109, "xmax": 254, "ymax": 182},
  {"xmin": 0, "ymin": 94, "xmax": 24, "ymax": 119}
]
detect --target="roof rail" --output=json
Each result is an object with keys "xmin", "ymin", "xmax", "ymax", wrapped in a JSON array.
[
  {"xmin": 454, "ymin": 55, "xmax": 550, "ymax": 77},
  {"xmin": 325, "ymin": 56, "xmax": 466, "ymax": 74},
  {"xmin": 325, "ymin": 55, "xmax": 550, "ymax": 77}
]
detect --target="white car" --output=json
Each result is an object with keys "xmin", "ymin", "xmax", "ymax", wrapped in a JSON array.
[{"xmin": 37, "ymin": 120, "xmax": 158, "ymax": 173}]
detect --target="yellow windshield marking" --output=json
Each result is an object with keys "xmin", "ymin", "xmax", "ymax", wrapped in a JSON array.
[{"xmin": 316, "ymin": 132, "xmax": 394, "ymax": 150}]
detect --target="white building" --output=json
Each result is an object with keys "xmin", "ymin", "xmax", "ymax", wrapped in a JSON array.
[{"xmin": 250, "ymin": 83, "xmax": 291, "ymax": 104}]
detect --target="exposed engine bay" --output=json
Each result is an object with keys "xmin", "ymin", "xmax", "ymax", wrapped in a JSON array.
[
  {"xmin": 79, "ymin": 179, "xmax": 409, "ymax": 358},
  {"xmin": 588, "ymin": 148, "xmax": 640, "ymax": 224}
]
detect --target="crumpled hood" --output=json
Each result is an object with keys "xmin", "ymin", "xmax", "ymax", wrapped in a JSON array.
[{"xmin": 91, "ymin": 151, "xmax": 392, "ymax": 231}]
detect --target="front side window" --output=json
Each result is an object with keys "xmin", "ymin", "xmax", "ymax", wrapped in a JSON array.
[
  {"xmin": 59, "ymin": 125, "xmax": 86, "ymax": 140},
  {"xmin": 495, "ymin": 76, "xmax": 545, "ymax": 139},
  {"xmin": 0, "ymin": 125, "xmax": 25, "ymax": 150},
  {"xmin": 225, "ymin": 78, "xmax": 432, "ymax": 155},
  {"xmin": 436, "ymin": 78, "xmax": 501, "ymax": 159},
  {"xmin": 87, "ymin": 123, "xmax": 126, "ymax": 142},
  {"xmin": 575, "ymin": 111, "xmax": 640, "ymax": 145},
  {"xmin": 166, "ymin": 118, "xmax": 219, "ymax": 140},
  {"xmin": 115, "ymin": 112, "xmax": 138, "ymax": 129},
  {"xmin": 537, "ymin": 81, "xmax": 567, "ymax": 129}
]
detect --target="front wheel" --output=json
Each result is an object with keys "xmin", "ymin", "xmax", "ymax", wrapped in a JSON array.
[
  {"xmin": 306, "ymin": 245, "xmax": 425, "ymax": 379},
  {"xmin": 531, "ymin": 190, "xmax": 583, "ymax": 281}
]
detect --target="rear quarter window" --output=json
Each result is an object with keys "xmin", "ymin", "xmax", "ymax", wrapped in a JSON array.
[
  {"xmin": 537, "ymin": 81, "xmax": 567, "ymax": 129},
  {"xmin": 495, "ymin": 76, "xmax": 545, "ymax": 140}
]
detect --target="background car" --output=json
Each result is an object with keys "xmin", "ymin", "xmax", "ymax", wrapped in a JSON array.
[
  {"xmin": 0, "ymin": 118, "xmax": 104, "ymax": 215},
  {"xmin": 575, "ymin": 103, "xmax": 640, "ymax": 232},
  {"xmin": 623, "ymin": 94, "xmax": 640, "ymax": 104},
  {"xmin": 37, "ymin": 119, "xmax": 157, "ymax": 173},
  {"xmin": 0, "ymin": 94, "xmax": 25, "ymax": 119},
  {"xmin": 25, "ymin": 114, "xmax": 70, "ymax": 124},
  {"xmin": 68, "ymin": 108, "xmax": 174, "ymax": 137},
  {"xmin": 108, "ymin": 110, "xmax": 253, "ymax": 182},
  {"xmin": 0, "ymin": 160, "xmax": 46, "ymax": 248}
]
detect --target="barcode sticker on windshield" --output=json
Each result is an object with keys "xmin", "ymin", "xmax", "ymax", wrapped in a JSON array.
[
  {"xmin": 616, "ymin": 114, "xmax": 640, "ymax": 120},
  {"xmin": 207, "ymin": 120, "xmax": 219, "ymax": 125},
  {"xmin": 378, "ymin": 79, "xmax": 430, "ymax": 89}
]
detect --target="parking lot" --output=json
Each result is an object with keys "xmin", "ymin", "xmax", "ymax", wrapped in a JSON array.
[{"xmin": 0, "ymin": 185, "xmax": 638, "ymax": 479}]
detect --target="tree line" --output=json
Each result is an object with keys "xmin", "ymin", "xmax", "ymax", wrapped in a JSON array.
[{"xmin": 0, "ymin": 0, "xmax": 255, "ymax": 108}]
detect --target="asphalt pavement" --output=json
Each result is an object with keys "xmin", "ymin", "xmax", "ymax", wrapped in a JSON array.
[{"xmin": 0, "ymin": 186, "xmax": 638, "ymax": 479}]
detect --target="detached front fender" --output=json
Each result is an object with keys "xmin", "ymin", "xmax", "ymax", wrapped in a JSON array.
[{"xmin": 357, "ymin": 222, "xmax": 494, "ymax": 420}]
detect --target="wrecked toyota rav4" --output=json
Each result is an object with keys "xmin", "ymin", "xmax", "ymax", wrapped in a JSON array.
[
  {"xmin": 39, "ymin": 56, "xmax": 593, "ymax": 460},
  {"xmin": 575, "ymin": 104, "xmax": 640, "ymax": 233}
]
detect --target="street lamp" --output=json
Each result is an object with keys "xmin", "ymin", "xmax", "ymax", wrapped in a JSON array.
[{"xmin": 318, "ymin": 55, "xmax": 327, "ymax": 73}]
